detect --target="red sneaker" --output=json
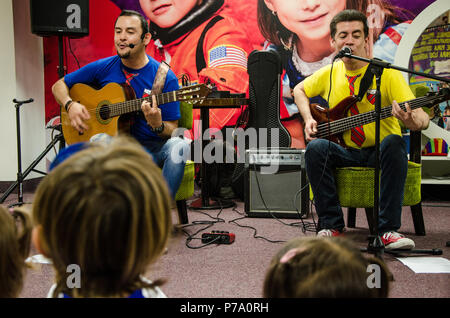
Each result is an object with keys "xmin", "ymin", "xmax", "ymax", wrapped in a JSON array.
[{"xmin": 381, "ymin": 231, "xmax": 415, "ymax": 250}]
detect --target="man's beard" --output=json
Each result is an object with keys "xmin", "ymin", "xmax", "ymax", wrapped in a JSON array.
[{"xmin": 117, "ymin": 51, "xmax": 130, "ymax": 59}]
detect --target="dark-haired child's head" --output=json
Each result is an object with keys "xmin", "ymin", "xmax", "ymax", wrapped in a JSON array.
[
  {"xmin": 0, "ymin": 205, "xmax": 32, "ymax": 297},
  {"xmin": 263, "ymin": 236, "xmax": 390, "ymax": 298}
]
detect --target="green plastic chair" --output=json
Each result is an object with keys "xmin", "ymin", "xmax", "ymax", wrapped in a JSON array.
[
  {"xmin": 173, "ymin": 101, "xmax": 195, "ymax": 224},
  {"xmin": 333, "ymin": 161, "xmax": 423, "ymax": 235},
  {"xmin": 310, "ymin": 160, "xmax": 424, "ymax": 235}
]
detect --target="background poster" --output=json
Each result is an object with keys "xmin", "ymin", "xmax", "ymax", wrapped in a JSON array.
[
  {"xmin": 409, "ymin": 10, "xmax": 450, "ymax": 116},
  {"xmin": 42, "ymin": 0, "xmax": 438, "ymax": 124}
]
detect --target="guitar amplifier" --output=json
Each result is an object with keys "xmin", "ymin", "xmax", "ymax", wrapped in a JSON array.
[{"xmin": 244, "ymin": 148, "xmax": 309, "ymax": 218}]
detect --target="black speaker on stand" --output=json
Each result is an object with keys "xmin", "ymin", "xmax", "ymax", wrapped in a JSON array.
[
  {"xmin": 30, "ymin": 0, "xmax": 89, "ymax": 38},
  {"xmin": 31, "ymin": 0, "xmax": 89, "ymax": 76},
  {"xmin": 0, "ymin": 1, "xmax": 89, "ymax": 206}
]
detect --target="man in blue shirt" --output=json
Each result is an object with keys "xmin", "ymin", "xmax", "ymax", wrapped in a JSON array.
[{"xmin": 52, "ymin": 10, "xmax": 189, "ymax": 197}]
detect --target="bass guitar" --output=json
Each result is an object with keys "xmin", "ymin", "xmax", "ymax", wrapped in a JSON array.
[{"xmin": 310, "ymin": 88, "xmax": 450, "ymax": 146}]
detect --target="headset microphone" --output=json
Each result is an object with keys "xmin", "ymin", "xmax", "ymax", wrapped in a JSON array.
[{"xmin": 128, "ymin": 33, "xmax": 146, "ymax": 49}]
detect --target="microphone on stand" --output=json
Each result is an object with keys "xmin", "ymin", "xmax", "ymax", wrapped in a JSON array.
[{"xmin": 333, "ymin": 46, "xmax": 352, "ymax": 60}]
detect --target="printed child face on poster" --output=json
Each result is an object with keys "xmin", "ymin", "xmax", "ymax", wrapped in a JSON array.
[
  {"xmin": 43, "ymin": 0, "xmax": 438, "ymax": 124},
  {"xmin": 138, "ymin": 0, "xmax": 200, "ymax": 28},
  {"xmin": 107, "ymin": 0, "xmax": 436, "ymax": 66},
  {"xmin": 258, "ymin": 0, "xmax": 435, "ymax": 62}
]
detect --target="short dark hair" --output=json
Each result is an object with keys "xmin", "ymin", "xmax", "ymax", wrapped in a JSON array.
[
  {"xmin": 330, "ymin": 9, "xmax": 369, "ymax": 39},
  {"xmin": 115, "ymin": 10, "xmax": 149, "ymax": 39},
  {"xmin": 263, "ymin": 237, "xmax": 391, "ymax": 298}
]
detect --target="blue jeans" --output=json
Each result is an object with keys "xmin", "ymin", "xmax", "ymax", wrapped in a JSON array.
[
  {"xmin": 305, "ymin": 134, "xmax": 408, "ymax": 233},
  {"xmin": 142, "ymin": 137, "xmax": 190, "ymax": 198}
]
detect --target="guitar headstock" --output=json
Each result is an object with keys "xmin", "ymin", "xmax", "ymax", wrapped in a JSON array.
[
  {"xmin": 428, "ymin": 86, "xmax": 450, "ymax": 100},
  {"xmin": 177, "ymin": 84, "xmax": 213, "ymax": 104},
  {"xmin": 423, "ymin": 87, "xmax": 450, "ymax": 114},
  {"xmin": 439, "ymin": 87, "xmax": 450, "ymax": 97}
]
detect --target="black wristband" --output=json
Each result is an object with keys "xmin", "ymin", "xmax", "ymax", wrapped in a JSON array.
[
  {"xmin": 64, "ymin": 100, "xmax": 73, "ymax": 111},
  {"xmin": 150, "ymin": 122, "xmax": 165, "ymax": 134}
]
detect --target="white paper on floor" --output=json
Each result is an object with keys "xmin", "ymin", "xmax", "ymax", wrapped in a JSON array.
[
  {"xmin": 396, "ymin": 257, "xmax": 450, "ymax": 273},
  {"xmin": 25, "ymin": 254, "xmax": 52, "ymax": 264}
]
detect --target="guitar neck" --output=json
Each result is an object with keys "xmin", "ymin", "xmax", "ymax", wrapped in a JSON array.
[
  {"xmin": 191, "ymin": 98, "xmax": 249, "ymax": 107},
  {"xmin": 108, "ymin": 91, "xmax": 177, "ymax": 117},
  {"xmin": 316, "ymin": 94, "xmax": 444, "ymax": 138}
]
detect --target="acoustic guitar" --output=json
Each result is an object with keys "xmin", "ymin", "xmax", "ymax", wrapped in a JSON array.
[
  {"xmin": 310, "ymin": 88, "xmax": 450, "ymax": 146},
  {"xmin": 61, "ymin": 82, "xmax": 211, "ymax": 145}
]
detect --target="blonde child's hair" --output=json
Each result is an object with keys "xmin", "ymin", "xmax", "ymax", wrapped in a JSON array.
[{"xmin": 32, "ymin": 136, "xmax": 172, "ymax": 297}]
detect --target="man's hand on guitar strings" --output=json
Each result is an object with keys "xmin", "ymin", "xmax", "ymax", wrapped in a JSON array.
[
  {"xmin": 392, "ymin": 101, "xmax": 422, "ymax": 131},
  {"xmin": 304, "ymin": 118, "xmax": 318, "ymax": 142},
  {"xmin": 142, "ymin": 95, "xmax": 162, "ymax": 129}
]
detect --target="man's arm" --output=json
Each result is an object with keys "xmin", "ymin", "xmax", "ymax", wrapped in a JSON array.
[
  {"xmin": 52, "ymin": 78, "xmax": 90, "ymax": 133},
  {"xmin": 293, "ymin": 82, "xmax": 317, "ymax": 141},
  {"xmin": 52, "ymin": 78, "xmax": 72, "ymax": 107}
]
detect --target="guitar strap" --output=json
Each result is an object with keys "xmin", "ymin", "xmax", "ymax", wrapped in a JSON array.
[
  {"xmin": 151, "ymin": 61, "xmax": 170, "ymax": 95},
  {"xmin": 356, "ymin": 65, "xmax": 376, "ymax": 102}
]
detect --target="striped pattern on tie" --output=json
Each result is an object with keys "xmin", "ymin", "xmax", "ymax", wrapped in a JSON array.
[
  {"xmin": 346, "ymin": 74, "xmax": 365, "ymax": 147},
  {"xmin": 366, "ymin": 92, "xmax": 376, "ymax": 105}
]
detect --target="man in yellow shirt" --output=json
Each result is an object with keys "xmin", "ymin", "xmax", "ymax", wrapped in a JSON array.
[{"xmin": 293, "ymin": 10, "xmax": 429, "ymax": 250}]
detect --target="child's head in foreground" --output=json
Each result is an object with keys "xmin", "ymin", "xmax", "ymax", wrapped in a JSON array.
[
  {"xmin": 32, "ymin": 136, "xmax": 172, "ymax": 297},
  {"xmin": 263, "ymin": 236, "xmax": 390, "ymax": 298},
  {"xmin": 0, "ymin": 205, "xmax": 32, "ymax": 297}
]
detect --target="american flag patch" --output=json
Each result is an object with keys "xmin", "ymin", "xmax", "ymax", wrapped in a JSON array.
[{"xmin": 208, "ymin": 45, "xmax": 247, "ymax": 69}]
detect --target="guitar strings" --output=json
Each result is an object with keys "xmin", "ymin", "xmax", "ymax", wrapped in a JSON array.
[
  {"xmin": 76, "ymin": 94, "xmax": 245, "ymax": 118},
  {"xmin": 73, "ymin": 84, "xmax": 208, "ymax": 119},
  {"xmin": 316, "ymin": 97, "xmax": 432, "ymax": 138},
  {"xmin": 76, "ymin": 93, "xmax": 173, "ymax": 118},
  {"xmin": 316, "ymin": 99, "xmax": 416, "ymax": 138},
  {"xmin": 315, "ymin": 94, "xmax": 443, "ymax": 138}
]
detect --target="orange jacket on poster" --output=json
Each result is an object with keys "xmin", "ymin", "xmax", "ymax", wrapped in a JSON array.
[{"xmin": 146, "ymin": 3, "xmax": 253, "ymax": 135}]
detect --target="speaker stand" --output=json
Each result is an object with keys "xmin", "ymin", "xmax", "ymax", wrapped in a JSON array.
[{"xmin": 189, "ymin": 107, "xmax": 236, "ymax": 210}]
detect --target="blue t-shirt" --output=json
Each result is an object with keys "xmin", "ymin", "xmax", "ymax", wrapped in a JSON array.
[{"xmin": 64, "ymin": 55, "xmax": 180, "ymax": 143}]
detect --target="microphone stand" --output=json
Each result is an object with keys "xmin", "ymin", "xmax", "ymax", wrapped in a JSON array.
[
  {"xmin": 341, "ymin": 52, "xmax": 446, "ymax": 258},
  {"xmin": 1, "ymin": 35, "xmax": 67, "ymax": 207},
  {"xmin": 0, "ymin": 99, "xmax": 64, "ymax": 207}
]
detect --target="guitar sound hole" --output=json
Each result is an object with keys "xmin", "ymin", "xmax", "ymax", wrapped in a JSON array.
[{"xmin": 99, "ymin": 105, "xmax": 111, "ymax": 120}]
